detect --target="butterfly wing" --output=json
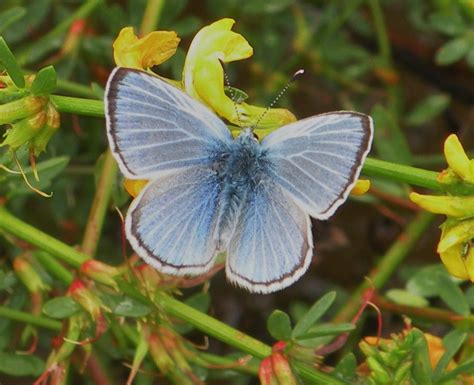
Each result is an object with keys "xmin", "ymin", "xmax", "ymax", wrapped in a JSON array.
[
  {"xmin": 105, "ymin": 67, "xmax": 232, "ymax": 179},
  {"xmin": 261, "ymin": 111, "xmax": 373, "ymax": 219},
  {"xmin": 126, "ymin": 167, "xmax": 222, "ymax": 275},
  {"xmin": 225, "ymin": 177, "xmax": 313, "ymax": 294}
]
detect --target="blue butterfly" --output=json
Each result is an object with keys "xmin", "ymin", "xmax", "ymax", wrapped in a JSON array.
[{"xmin": 105, "ymin": 68, "xmax": 373, "ymax": 293}]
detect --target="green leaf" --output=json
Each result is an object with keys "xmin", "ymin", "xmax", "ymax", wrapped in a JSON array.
[
  {"xmin": 0, "ymin": 6, "xmax": 27, "ymax": 34},
  {"xmin": 294, "ymin": 323, "xmax": 355, "ymax": 340},
  {"xmin": 43, "ymin": 296, "xmax": 81, "ymax": 319},
  {"xmin": 406, "ymin": 94, "xmax": 451, "ymax": 126},
  {"xmin": 466, "ymin": 48, "xmax": 474, "ymax": 68},
  {"xmin": 31, "ymin": 65, "xmax": 57, "ymax": 96},
  {"xmin": 435, "ymin": 37, "xmax": 470, "ymax": 65},
  {"xmin": 385, "ymin": 289, "xmax": 429, "ymax": 307},
  {"xmin": 411, "ymin": 329, "xmax": 433, "ymax": 385},
  {"xmin": 0, "ymin": 352, "xmax": 45, "ymax": 376},
  {"xmin": 428, "ymin": 12, "xmax": 466, "ymax": 36},
  {"xmin": 0, "ymin": 270, "xmax": 18, "ymax": 291},
  {"xmin": 0, "ymin": 37, "xmax": 25, "ymax": 88},
  {"xmin": 437, "ymin": 272, "xmax": 469, "ymax": 315},
  {"xmin": 267, "ymin": 310, "xmax": 292, "ymax": 341},
  {"xmin": 406, "ymin": 264, "xmax": 446, "ymax": 298},
  {"xmin": 433, "ymin": 329, "xmax": 467, "ymax": 380},
  {"xmin": 371, "ymin": 104, "xmax": 413, "ymax": 165},
  {"xmin": 111, "ymin": 297, "xmax": 152, "ymax": 318},
  {"xmin": 292, "ymin": 291, "xmax": 336, "ymax": 339},
  {"xmin": 332, "ymin": 353, "xmax": 357, "ymax": 382},
  {"xmin": 466, "ymin": 286, "xmax": 474, "ymax": 309},
  {"xmin": 185, "ymin": 292, "xmax": 211, "ymax": 313},
  {"xmin": 437, "ymin": 358, "xmax": 474, "ymax": 383}
]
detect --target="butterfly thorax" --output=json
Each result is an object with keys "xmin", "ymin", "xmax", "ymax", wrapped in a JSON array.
[{"xmin": 213, "ymin": 129, "xmax": 270, "ymax": 247}]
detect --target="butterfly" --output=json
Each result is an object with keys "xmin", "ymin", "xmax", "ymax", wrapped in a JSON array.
[{"xmin": 105, "ymin": 68, "xmax": 373, "ymax": 294}]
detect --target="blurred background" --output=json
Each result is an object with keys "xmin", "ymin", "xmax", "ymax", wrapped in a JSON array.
[{"xmin": 1, "ymin": 0, "xmax": 473, "ymax": 384}]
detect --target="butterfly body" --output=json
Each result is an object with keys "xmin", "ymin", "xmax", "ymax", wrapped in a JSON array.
[
  {"xmin": 105, "ymin": 67, "xmax": 373, "ymax": 293},
  {"xmin": 213, "ymin": 129, "xmax": 270, "ymax": 244}
]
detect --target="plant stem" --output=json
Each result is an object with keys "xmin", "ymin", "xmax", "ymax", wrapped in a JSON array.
[
  {"xmin": 81, "ymin": 150, "xmax": 118, "ymax": 257},
  {"xmin": 362, "ymin": 158, "xmax": 441, "ymax": 191},
  {"xmin": 140, "ymin": 0, "xmax": 165, "ymax": 35},
  {"xmin": 0, "ymin": 206, "xmax": 342, "ymax": 385},
  {"xmin": 332, "ymin": 211, "xmax": 435, "ymax": 323},
  {"xmin": 50, "ymin": 95, "xmax": 104, "ymax": 117},
  {"xmin": 34, "ymin": 250, "xmax": 73, "ymax": 284},
  {"xmin": 0, "ymin": 206, "xmax": 89, "ymax": 266},
  {"xmin": 372, "ymin": 295, "xmax": 474, "ymax": 327},
  {"xmin": 0, "ymin": 305, "xmax": 61, "ymax": 330}
]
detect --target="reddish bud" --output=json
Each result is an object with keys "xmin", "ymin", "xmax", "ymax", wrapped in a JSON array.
[{"xmin": 80, "ymin": 259, "xmax": 121, "ymax": 290}]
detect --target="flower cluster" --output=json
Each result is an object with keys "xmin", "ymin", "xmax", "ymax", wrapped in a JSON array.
[{"xmin": 410, "ymin": 134, "xmax": 474, "ymax": 281}]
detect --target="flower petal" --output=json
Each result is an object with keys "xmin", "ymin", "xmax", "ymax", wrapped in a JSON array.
[{"xmin": 113, "ymin": 27, "xmax": 180, "ymax": 69}]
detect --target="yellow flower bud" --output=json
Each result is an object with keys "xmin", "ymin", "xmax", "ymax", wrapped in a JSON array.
[
  {"xmin": 351, "ymin": 179, "xmax": 371, "ymax": 196},
  {"xmin": 113, "ymin": 27, "xmax": 180, "ymax": 70},
  {"xmin": 123, "ymin": 178, "xmax": 148, "ymax": 198},
  {"xmin": 443, "ymin": 134, "xmax": 474, "ymax": 184},
  {"xmin": 409, "ymin": 192, "xmax": 474, "ymax": 218}
]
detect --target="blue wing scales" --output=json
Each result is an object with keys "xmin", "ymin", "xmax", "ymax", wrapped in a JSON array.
[
  {"xmin": 225, "ymin": 178, "xmax": 313, "ymax": 294},
  {"xmin": 126, "ymin": 167, "xmax": 221, "ymax": 275},
  {"xmin": 262, "ymin": 112, "xmax": 373, "ymax": 219},
  {"xmin": 105, "ymin": 68, "xmax": 232, "ymax": 179}
]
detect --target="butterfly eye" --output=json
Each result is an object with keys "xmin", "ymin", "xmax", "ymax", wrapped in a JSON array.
[{"xmin": 252, "ymin": 132, "xmax": 259, "ymax": 140}]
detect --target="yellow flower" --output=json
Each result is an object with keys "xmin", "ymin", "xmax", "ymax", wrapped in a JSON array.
[
  {"xmin": 437, "ymin": 218, "xmax": 474, "ymax": 281},
  {"xmin": 182, "ymin": 18, "xmax": 296, "ymax": 135},
  {"xmin": 350, "ymin": 179, "xmax": 371, "ymax": 196},
  {"xmin": 123, "ymin": 178, "xmax": 148, "ymax": 198},
  {"xmin": 113, "ymin": 27, "xmax": 180, "ymax": 70},
  {"xmin": 439, "ymin": 134, "xmax": 474, "ymax": 184}
]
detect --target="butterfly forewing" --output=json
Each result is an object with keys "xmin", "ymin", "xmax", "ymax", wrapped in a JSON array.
[
  {"xmin": 261, "ymin": 112, "xmax": 373, "ymax": 220},
  {"xmin": 105, "ymin": 68, "xmax": 232, "ymax": 179}
]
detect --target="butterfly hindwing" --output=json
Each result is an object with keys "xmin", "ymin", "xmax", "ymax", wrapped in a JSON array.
[
  {"xmin": 105, "ymin": 68, "xmax": 232, "ymax": 179},
  {"xmin": 126, "ymin": 167, "xmax": 221, "ymax": 275},
  {"xmin": 225, "ymin": 177, "xmax": 313, "ymax": 294},
  {"xmin": 262, "ymin": 112, "xmax": 373, "ymax": 219}
]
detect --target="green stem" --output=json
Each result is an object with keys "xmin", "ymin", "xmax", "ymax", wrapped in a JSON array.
[
  {"xmin": 0, "ymin": 206, "xmax": 342, "ymax": 385},
  {"xmin": 0, "ymin": 206, "xmax": 89, "ymax": 266},
  {"xmin": 0, "ymin": 305, "xmax": 61, "ymax": 330},
  {"xmin": 140, "ymin": 0, "xmax": 165, "ymax": 35},
  {"xmin": 34, "ymin": 250, "xmax": 73, "ymax": 284},
  {"xmin": 56, "ymin": 78, "xmax": 98, "ymax": 99},
  {"xmin": 333, "ymin": 211, "xmax": 435, "ymax": 323},
  {"xmin": 362, "ymin": 158, "xmax": 441, "ymax": 191},
  {"xmin": 81, "ymin": 150, "xmax": 118, "ymax": 257},
  {"xmin": 17, "ymin": 0, "xmax": 103, "ymax": 66},
  {"xmin": 368, "ymin": 0, "xmax": 391, "ymax": 62},
  {"xmin": 50, "ymin": 95, "xmax": 104, "ymax": 117}
]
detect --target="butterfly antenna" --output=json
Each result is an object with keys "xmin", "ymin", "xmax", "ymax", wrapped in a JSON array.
[
  {"xmin": 251, "ymin": 69, "xmax": 305, "ymax": 130},
  {"xmin": 222, "ymin": 65, "xmax": 243, "ymax": 128}
]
